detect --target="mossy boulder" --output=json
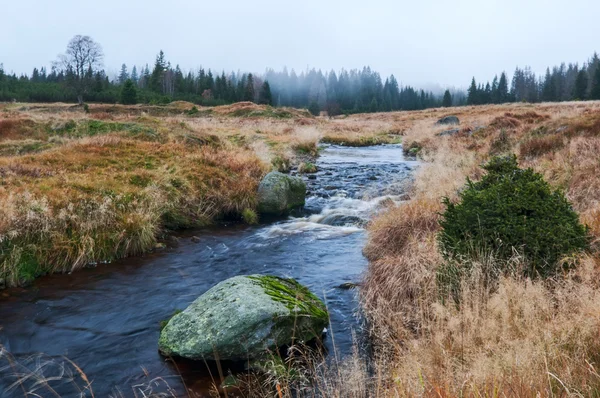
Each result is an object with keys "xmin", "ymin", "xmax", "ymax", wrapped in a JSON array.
[
  {"xmin": 158, "ymin": 275, "xmax": 328, "ymax": 361},
  {"xmin": 257, "ymin": 172, "xmax": 306, "ymax": 215}
]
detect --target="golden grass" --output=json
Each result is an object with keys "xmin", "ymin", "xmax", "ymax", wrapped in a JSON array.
[{"xmin": 5, "ymin": 100, "xmax": 600, "ymax": 396}]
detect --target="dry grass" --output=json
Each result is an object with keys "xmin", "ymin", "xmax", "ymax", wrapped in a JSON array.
[
  {"xmin": 362, "ymin": 100, "xmax": 600, "ymax": 397},
  {"xmin": 5, "ymin": 100, "xmax": 600, "ymax": 396},
  {"xmin": 0, "ymin": 102, "xmax": 346, "ymax": 287}
]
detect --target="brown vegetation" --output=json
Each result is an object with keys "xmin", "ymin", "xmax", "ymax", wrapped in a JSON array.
[{"xmin": 363, "ymin": 100, "xmax": 600, "ymax": 396}]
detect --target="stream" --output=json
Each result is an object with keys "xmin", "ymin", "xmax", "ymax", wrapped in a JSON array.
[{"xmin": 0, "ymin": 144, "xmax": 416, "ymax": 397}]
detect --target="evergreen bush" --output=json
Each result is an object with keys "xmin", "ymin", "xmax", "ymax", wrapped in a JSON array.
[{"xmin": 439, "ymin": 155, "xmax": 589, "ymax": 280}]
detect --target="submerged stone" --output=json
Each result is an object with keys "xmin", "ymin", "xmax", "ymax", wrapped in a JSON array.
[
  {"xmin": 257, "ymin": 171, "xmax": 306, "ymax": 215},
  {"xmin": 158, "ymin": 275, "xmax": 328, "ymax": 361}
]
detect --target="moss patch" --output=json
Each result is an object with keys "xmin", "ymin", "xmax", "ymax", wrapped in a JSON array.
[{"xmin": 248, "ymin": 275, "xmax": 328, "ymax": 321}]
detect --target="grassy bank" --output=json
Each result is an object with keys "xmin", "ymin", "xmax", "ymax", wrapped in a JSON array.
[
  {"xmin": 0, "ymin": 101, "xmax": 333, "ymax": 287},
  {"xmin": 361, "ymin": 101, "xmax": 600, "ymax": 396},
  {"xmin": 0, "ymin": 101, "xmax": 410, "ymax": 288}
]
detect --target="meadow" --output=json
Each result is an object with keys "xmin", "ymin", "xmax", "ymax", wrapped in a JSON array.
[{"xmin": 2, "ymin": 99, "xmax": 600, "ymax": 397}]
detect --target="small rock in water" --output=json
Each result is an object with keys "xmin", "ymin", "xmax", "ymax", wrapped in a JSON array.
[
  {"xmin": 336, "ymin": 282, "xmax": 360, "ymax": 290},
  {"xmin": 257, "ymin": 171, "xmax": 306, "ymax": 216},
  {"xmin": 154, "ymin": 243, "xmax": 167, "ymax": 251},
  {"xmin": 191, "ymin": 236, "xmax": 201, "ymax": 243},
  {"xmin": 308, "ymin": 174, "xmax": 317, "ymax": 180},
  {"xmin": 165, "ymin": 236, "xmax": 180, "ymax": 248}
]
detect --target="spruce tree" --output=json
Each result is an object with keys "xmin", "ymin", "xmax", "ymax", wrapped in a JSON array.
[
  {"xmin": 118, "ymin": 64, "xmax": 129, "ymax": 84},
  {"xmin": 131, "ymin": 66, "xmax": 139, "ymax": 83},
  {"xmin": 244, "ymin": 73, "xmax": 255, "ymax": 102},
  {"xmin": 120, "ymin": 79, "xmax": 137, "ymax": 104},
  {"xmin": 467, "ymin": 78, "xmax": 478, "ymax": 105},
  {"xmin": 258, "ymin": 81, "xmax": 273, "ymax": 105},
  {"xmin": 442, "ymin": 89, "xmax": 452, "ymax": 107},
  {"xmin": 308, "ymin": 100, "xmax": 320, "ymax": 116},
  {"xmin": 150, "ymin": 51, "xmax": 166, "ymax": 93},
  {"xmin": 591, "ymin": 66, "xmax": 600, "ymax": 100},
  {"xmin": 498, "ymin": 72, "xmax": 509, "ymax": 103},
  {"xmin": 573, "ymin": 70, "xmax": 589, "ymax": 100}
]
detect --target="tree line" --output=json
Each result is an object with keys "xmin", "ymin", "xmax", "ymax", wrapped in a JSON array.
[
  {"xmin": 0, "ymin": 35, "xmax": 599, "ymax": 115},
  {"xmin": 467, "ymin": 53, "xmax": 600, "ymax": 105}
]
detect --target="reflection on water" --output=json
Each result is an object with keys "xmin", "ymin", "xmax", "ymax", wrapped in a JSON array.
[{"xmin": 0, "ymin": 144, "xmax": 416, "ymax": 397}]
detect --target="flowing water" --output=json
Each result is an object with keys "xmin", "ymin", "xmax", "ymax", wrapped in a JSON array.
[{"xmin": 0, "ymin": 144, "xmax": 416, "ymax": 397}]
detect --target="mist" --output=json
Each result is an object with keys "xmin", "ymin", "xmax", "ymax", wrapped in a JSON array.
[{"xmin": 3, "ymin": 0, "xmax": 600, "ymax": 88}]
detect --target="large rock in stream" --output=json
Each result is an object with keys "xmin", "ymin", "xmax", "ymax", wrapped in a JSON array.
[
  {"xmin": 257, "ymin": 171, "xmax": 306, "ymax": 215},
  {"xmin": 158, "ymin": 275, "xmax": 328, "ymax": 361}
]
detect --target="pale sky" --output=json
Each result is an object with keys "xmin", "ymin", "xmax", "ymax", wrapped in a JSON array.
[{"xmin": 3, "ymin": 0, "xmax": 599, "ymax": 88}]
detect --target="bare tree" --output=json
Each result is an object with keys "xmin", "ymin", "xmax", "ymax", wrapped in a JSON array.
[{"xmin": 55, "ymin": 35, "xmax": 104, "ymax": 104}]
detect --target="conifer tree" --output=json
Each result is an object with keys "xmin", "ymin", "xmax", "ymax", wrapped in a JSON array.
[
  {"xmin": 498, "ymin": 72, "xmax": 509, "ymax": 103},
  {"xmin": 244, "ymin": 73, "xmax": 255, "ymax": 102},
  {"xmin": 308, "ymin": 100, "xmax": 320, "ymax": 116},
  {"xmin": 442, "ymin": 89, "xmax": 452, "ymax": 107},
  {"xmin": 467, "ymin": 78, "xmax": 478, "ymax": 105},
  {"xmin": 573, "ymin": 69, "xmax": 589, "ymax": 100},
  {"xmin": 591, "ymin": 66, "xmax": 600, "ymax": 100},
  {"xmin": 150, "ymin": 51, "xmax": 166, "ymax": 93},
  {"xmin": 131, "ymin": 66, "xmax": 138, "ymax": 83},
  {"xmin": 258, "ymin": 81, "xmax": 273, "ymax": 105},
  {"xmin": 120, "ymin": 79, "xmax": 137, "ymax": 104},
  {"xmin": 118, "ymin": 64, "xmax": 129, "ymax": 84}
]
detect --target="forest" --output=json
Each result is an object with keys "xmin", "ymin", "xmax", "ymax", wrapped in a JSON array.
[{"xmin": 1, "ymin": 37, "xmax": 599, "ymax": 115}]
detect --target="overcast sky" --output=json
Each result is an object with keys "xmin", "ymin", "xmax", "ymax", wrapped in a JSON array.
[{"xmin": 3, "ymin": 0, "xmax": 599, "ymax": 88}]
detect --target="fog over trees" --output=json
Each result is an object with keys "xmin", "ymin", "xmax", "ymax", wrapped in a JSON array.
[{"xmin": 1, "ymin": 36, "xmax": 599, "ymax": 114}]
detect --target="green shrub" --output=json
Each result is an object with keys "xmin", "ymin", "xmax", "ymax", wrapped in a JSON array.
[
  {"xmin": 439, "ymin": 155, "xmax": 589, "ymax": 280},
  {"xmin": 186, "ymin": 105, "xmax": 199, "ymax": 115}
]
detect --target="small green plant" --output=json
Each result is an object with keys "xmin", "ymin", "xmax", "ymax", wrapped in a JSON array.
[
  {"xmin": 186, "ymin": 105, "xmax": 199, "ymax": 115},
  {"xmin": 272, "ymin": 154, "xmax": 291, "ymax": 172},
  {"xmin": 83, "ymin": 103, "xmax": 90, "ymax": 113},
  {"xmin": 242, "ymin": 208, "xmax": 259, "ymax": 225},
  {"xmin": 403, "ymin": 141, "xmax": 422, "ymax": 156},
  {"xmin": 439, "ymin": 155, "xmax": 589, "ymax": 281}
]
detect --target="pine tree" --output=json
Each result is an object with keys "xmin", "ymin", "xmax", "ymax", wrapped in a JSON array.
[
  {"xmin": 573, "ymin": 70, "xmax": 589, "ymax": 100},
  {"xmin": 118, "ymin": 64, "xmax": 129, "ymax": 84},
  {"xmin": 120, "ymin": 79, "xmax": 137, "ymax": 104},
  {"xmin": 258, "ymin": 81, "xmax": 273, "ymax": 105},
  {"xmin": 150, "ymin": 51, "xmax": 166, "ymax": 93},
  {"xmin": 498, "ymin": 72, "xmax": 509, "ymax": 103},
  {"xmin": 244, "ymin": 73, "xmax": 255, "ymax": 102},
  {"xmin": 131, "ymin": 66, "xmax": 138, "ymax": 83},
  {"xmin": 467, "ymin": 78, "xmax": 478, "ymax": 105},
  {"xmin": 442, "ymin": 89, "xmax": 452, "ymax": 107},
  {"xmin": 591, "ymin": 66, "xmax": 600, "ymax": 100},
  {"xmin": 308, "ymin": 100, "xmax": 320, "ymax": 116}
]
